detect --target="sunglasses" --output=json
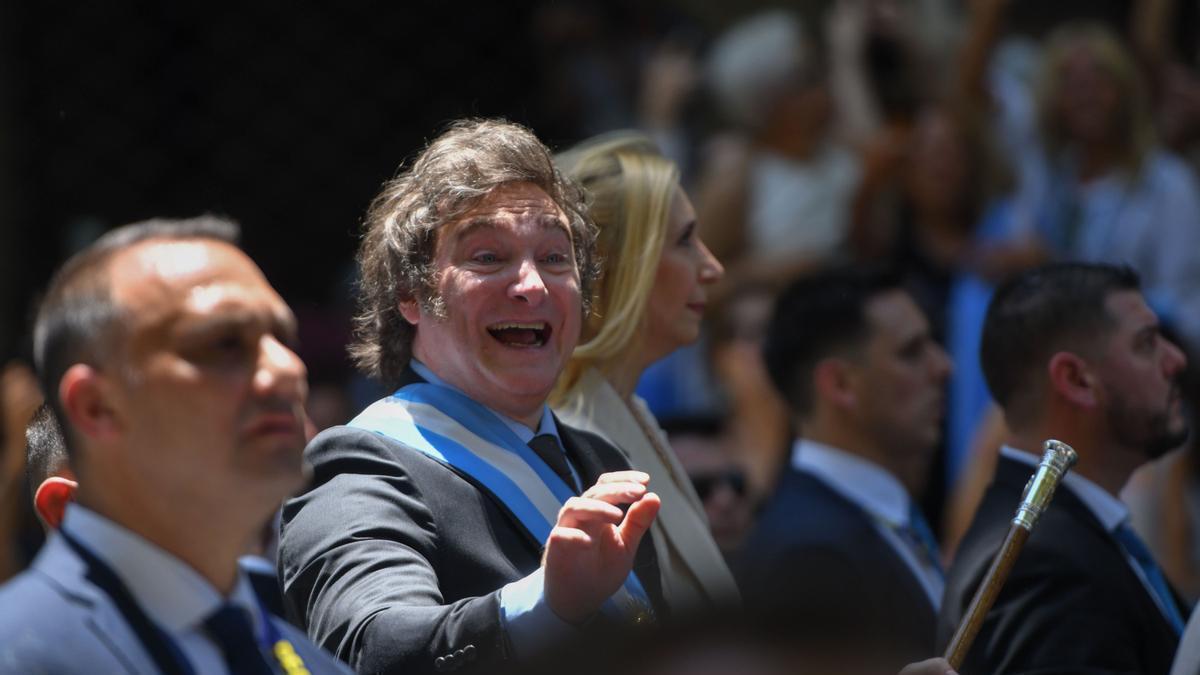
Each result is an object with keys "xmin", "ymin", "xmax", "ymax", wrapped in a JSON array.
[{"xmin": 690, "ymin": 470, "xmax": 748, "ymax": 501}]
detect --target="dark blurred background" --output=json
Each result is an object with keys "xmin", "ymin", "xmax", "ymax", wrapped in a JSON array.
[{"xmin": 6, "ymin": 0, "xmax": 1177, "ymax": 370}]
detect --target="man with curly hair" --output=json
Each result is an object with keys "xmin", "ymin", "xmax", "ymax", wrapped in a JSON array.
[{"xmin": 278, "ymin": 119, "xmax": 666, "ymax": 675}]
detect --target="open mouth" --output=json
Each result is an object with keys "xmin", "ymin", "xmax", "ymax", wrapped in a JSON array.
[{"xmin": 487, "ymin": 321, "xmax": 551, "ymax": 348}]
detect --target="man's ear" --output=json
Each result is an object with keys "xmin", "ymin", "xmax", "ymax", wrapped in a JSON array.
[
  {"xmin": 398, "ymin": 297, "xmax": 421, "ymax": 325},
  {"xmin": 58, "ymin": 364, "xmax": 120, "ymax": 442},
  {"xmin": 813, "ymin": 358, "xmax": 856, "ymax": 410},
  {"xmin": 1047, "ymin": 351, "xmax": 1098, "ymax": 409},
  {"xmin": 34, "ymin": 476, "xmax": 78, "ymax": 530}
]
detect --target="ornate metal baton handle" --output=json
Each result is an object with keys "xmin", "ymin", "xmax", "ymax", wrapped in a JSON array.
[{"xmin": 943, "ymin": 440, "xmax": 1078, "ymax": 670}]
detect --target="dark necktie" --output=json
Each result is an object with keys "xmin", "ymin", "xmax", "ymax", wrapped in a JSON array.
[
  {"xmin": 1114, "ymin": 522, "xmax": 1186, "ymax": 635},
  {"xmin": 905, "ymin": 502, "xmax": 945, "ymax": 579},
  {"xmin": 203, "ymin": 604, "xmax": 276, "ymax": 675},
  {"xmin": 529, "ymin": 433, "xmax": 575, "ymax": 490}
]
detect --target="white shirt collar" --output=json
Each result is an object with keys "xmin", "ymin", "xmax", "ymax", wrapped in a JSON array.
[
  {"xmin": 791, "ymin": 438, "xmax": 912, "ymax": 527},
  {"xmin": 1000, "ymin": 445, "xmax": 1129, "ymax": 531},
  {"xmin": 62, "ymin": 504, "xmax": 263, "ymax": 637},
  {"xmin": 410, "ymin": 359, "xmax": 560, "ymax": 445}
]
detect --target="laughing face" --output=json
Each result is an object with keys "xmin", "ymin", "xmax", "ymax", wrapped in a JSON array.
[{"xmin": 402, "ymin": 182, "xmax": 583, "ymax": 427}]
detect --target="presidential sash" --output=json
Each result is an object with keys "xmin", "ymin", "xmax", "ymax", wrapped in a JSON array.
[{"xmin": 349, "ymin": 382, "xmax": 655, "ymax": 623}]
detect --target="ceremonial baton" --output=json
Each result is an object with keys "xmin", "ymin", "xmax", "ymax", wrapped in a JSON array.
[{"xmin": 943, "ymin": 440, "xmax": 1078, "ymax": 670}]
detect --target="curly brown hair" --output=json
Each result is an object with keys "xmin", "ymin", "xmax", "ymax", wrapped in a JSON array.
[{"xmin": 351, "ymin": 118, "xmax": 600, "ymax": 388}]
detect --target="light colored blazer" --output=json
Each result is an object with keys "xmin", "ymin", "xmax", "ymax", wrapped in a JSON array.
[
  {"xmin": 555, "ymin": 368, "xmax": 741, "ymax": 612},
  {"xmin": 0, "ymin": 532, "xmax": 351, "ymax": 675}
]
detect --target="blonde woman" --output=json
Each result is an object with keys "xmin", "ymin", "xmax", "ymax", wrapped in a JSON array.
[{"xmin": 551, "ymin": 133, "xmax": 739, "ymax": 612}]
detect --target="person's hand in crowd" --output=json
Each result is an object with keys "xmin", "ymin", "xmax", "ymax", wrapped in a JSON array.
[
  {"xmin": 543, "ymin": 471, "xmax": 660, "ymax": 624},
  {"xmin": 898, "ymin": 657, "xmax": 958, "ymax": 675}
]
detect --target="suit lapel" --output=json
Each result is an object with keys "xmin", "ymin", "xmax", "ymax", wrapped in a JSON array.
[
  {"xmin": 798, "ymin": 469, "xmax": 939, "ymax": 616},
  {"xmin": 35, "ymin": 535, "xmax": 158, "ymax": 675},
  {"xmin": 396, "ymin": 365, "xmax": 668, "ymax": 615},
  {"xmin": 556, "ymin": 373, "xmax": 742, "ymax": 609},
  {"xmin": 994, "ymin": 456, "xmax": 1187, "ymax": 637},
  {"xmin": 557, "ymin": 414, "xmax": 610, "ymax": 488}
]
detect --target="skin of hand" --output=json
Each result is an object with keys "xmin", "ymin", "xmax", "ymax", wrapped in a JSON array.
[{"xmin": 543, "ymin": 470, "xmax": 661, "ymax": 624}]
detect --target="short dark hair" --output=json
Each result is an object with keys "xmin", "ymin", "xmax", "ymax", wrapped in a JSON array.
[
  {"xmin": 32, "ymin": 216, "xmax": 240, "ymax": 455},
  {"xmin": 25, "ymin": 403, "xmax": 68, "ymax": 497},
  {"xmin": 351, "ymin": 118, "xmax": 599, "ymax": 389},
  {"xmin": 980, "ymin": 262, "xmax": 1141, "ymax": 422},
  {"xmin": 763, "ymin": 267, "xmax": 904, "ymax": 416}
]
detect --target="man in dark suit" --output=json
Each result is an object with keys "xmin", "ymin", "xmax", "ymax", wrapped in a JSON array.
[
  {"xmin": 277, "ymin": 119, "xmax": 664, "ymax": 675},
  {"xmin": 739, "ymin": 268, "xmax": 953, "ymax": 668},
  {"xmin": 938, "ymin": 263, "xmax": 1189, "ymax": 674},
  {"xmin": 0, "ymin": 218, "xmax": 352, "ymax": 674}
]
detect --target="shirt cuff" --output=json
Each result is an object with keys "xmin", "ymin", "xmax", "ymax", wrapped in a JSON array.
[{"xmin": 499, "ymin": 568, "xmax": 575, "ymax": 658}]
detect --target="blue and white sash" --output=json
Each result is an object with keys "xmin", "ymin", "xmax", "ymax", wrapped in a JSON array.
[{"xmin": 349, "ymin": 382, "xmax": 655, "ymax": 623}]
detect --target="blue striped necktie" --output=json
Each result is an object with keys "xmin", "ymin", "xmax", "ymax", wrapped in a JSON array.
[
  {"xmin": 906, "ymin": 502, "xmax": 945, "ymax": 578},
  {"xmin": 1113, "ymin": 522, "xmax": 1186, "ymax": 635}
]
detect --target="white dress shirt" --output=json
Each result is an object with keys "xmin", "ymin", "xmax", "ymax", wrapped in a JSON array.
[
  {"xmin": 792, "ymin": 439, "xmax": 944, "ymax": 607},
  {"xmin": 61, "ymin": 504, "xmax": 266, "ymax": 675}
]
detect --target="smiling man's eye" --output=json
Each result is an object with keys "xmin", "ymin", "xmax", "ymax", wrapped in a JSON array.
[{"xmin": 473, "ymin": 252, "xmax": 500, "ymax": 264}]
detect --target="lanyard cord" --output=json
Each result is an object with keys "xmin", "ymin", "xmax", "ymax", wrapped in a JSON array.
[{"xmin": 60, "ymin": 531, "xmax": 309, "ymax": 675}]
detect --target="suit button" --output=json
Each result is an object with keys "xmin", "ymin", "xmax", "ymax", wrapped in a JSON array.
[
  {"xmin": 463, "ymin": 644, "xmax": 476, "ymax": 661},
  {"xmin": 434, "ymin": 656, "xmax": 448, "ymax": 672}
]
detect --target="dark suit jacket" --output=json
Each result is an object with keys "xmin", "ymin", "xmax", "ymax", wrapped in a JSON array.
[
  {"xmin": 737, "ymin": 466, "xmax": 938, "ymax": 667},
  {"xmin": 279, "ymin": 373, "xmax": 664, "ymax": 675},
  {"xmin": 0, "ymin": 533, "xmax": 352, "ymax": 675},
  {"xmin": 938, "ymin": 456, "xmax": 1183, "ymax": 674}
]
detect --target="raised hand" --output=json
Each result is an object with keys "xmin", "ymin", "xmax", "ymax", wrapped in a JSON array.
[{"xmin": 542, "ymin": 471, "xmax": 661, "ymax": 624}]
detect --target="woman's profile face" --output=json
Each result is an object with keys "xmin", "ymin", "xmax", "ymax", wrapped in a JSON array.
[{"xmin": 641, "ymin": 186, "xmax": 724, "ymax": 360}]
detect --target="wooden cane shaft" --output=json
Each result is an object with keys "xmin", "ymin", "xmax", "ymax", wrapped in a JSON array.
[{"xmin": 944, "ymin": 525, "xmax": 1031, "ymax": 670}]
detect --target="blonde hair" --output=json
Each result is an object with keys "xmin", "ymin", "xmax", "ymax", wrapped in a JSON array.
[
  {"xmin": 1036, "ymin": 22, "xmax": 1154, "ymax": 176},
  {"xmin": 550, "ymin": 132, "xmax": 679, "ymax": 403}
]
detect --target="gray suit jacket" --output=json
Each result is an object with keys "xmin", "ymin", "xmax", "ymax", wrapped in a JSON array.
[{"xmin": 0, "ymin": 533, "xmax": 352, "ymax": 675}]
